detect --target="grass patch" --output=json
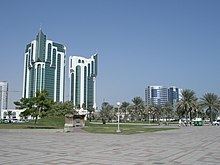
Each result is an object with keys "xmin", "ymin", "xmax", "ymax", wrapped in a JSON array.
[
  {"xmin": 83, "ymin": 122, "xmax": 177, "ymax": 135},
  {"xmin": 34, "ymin": 117, "xmax": 65, "ymax": 128},
  {"xmin": 0, "ymin": 118, "xmax": 177, "ymax": 134},
  {"xmin": 0, "ymin": 116, "xmax": 65, "ymax": 129}
]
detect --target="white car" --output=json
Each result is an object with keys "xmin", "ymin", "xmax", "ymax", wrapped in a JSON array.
[
  {"xmin": 213, "ymin": 120, "xmax": 220, "ymax": 126},
  {"xmin": 11, "ymin": 119, "xmax": 18, "ymax": 123}
]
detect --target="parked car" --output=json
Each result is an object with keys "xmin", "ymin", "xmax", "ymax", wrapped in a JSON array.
[
  {"xmin": 17, "ymin": 119, "xmax": 26, "ymax": 123},
  {"xmin": 11, "ymin": 119, "xmax": 18, "ymax": 123},
  {"xmin": 203, "ymin": 118, "xmax": 210, "ymax": 122},
  {"xmin": 212, "ymin": 120, "xmax": 220, "ymax": 126},
  {"xmin": 3, "ymin": 119, "xmax": 9, "ymax": 123},
  {"xmin": 192, "ymin": 118, "xmax": 202, "ymax": 122}
]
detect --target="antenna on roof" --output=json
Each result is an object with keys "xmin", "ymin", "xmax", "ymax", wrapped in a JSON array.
[{"xmin": 39, "ymin": 24, "xmax": 42, "ymax": 31}]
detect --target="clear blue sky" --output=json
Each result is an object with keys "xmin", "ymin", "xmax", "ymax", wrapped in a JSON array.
[{"xmin": 0, "ymin": 0, "xmax": 220, "ymax": 108}]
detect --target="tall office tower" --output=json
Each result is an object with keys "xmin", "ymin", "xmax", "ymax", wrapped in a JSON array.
[
  {"xmin": 168, "ymin": 86, "xmax": 182, "ymax": 107},
  {"xmin": 145, "ymin": 85, "xmax": 168, "ymax": 106},
  {"xmin": 0, "ymin": 81, "xmax": 8, "ymax": 111},
  {"xmin": 22, "ymin": 30, "xmax": 66, "ymax": 102},
  {"xmin": 69, "ymin": 54, "xmax": 98, "ymax": 109}
]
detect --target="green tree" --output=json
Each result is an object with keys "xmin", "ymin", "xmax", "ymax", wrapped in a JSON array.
[
  {"xmin": 82, "ymin": 103, "xmax": 86, "ymax": 110},
  {"xmin": 176, "ymin": 104, "xmax": 185, "ymax": 119},
  {"xmin": 162, "ymin": 102, "xmax": 174, "ymax": 122},
  {"xmin": 19, "ymin": 109, "xmax": 31, "ymax": 119},
  {"xmin": 148, "ymin": 104, "xmax": 162, "ymax": 123},
  {"xmin": 120, "ymin": 101, "xmax": 130, "ymax": 122},
  {"xmin": 49, "ymin": 101, "xmax": 76, "ymax": 117},
  {"xmin": 14, "ymin": 90, "xmax": 53, "ymax": 125},
  {"xmin": 14, "ymin": 97, "xmax": 36, "ymax": 119},
  {"xmin": 87, "ymin": 105, "xmax": 95, "ymax": 122},
  {"xmin": 100, "ymin": 102, "xmax": 114, "ymax": 124},
  {"xmin": 200, "ymin": 93, "xmax": 220, "ymax": 123},
  {"xmin": 126, "ymin": 104, "xmax": 135, "ymax": 121},
  {"xmin": 132, "ymin": 96, "xmax": 145, "ymax": 120},
  {"xmin": 35, "ymin": 90, "xmax": 54, "ymax": 118},
  {"xmin": 6, "ymin": 111, "xmax": 13, "ymax": 123},
  {"xmin": 176, "ymin": 89, "xmax": 197, "ymax": 122}
]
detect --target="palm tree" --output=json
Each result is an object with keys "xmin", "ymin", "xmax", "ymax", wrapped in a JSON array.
[
  {"xmin": 127, "ymin": 105, "xmax": 135, "ymax": 121},
  {"xmin": 7, "ymin": 111, "xmax": 12, "ymax": 123},
  {"xmin": 176, "ymin": 89, "xmax": 197, "ymax": 123},
  {"xmin": 200, "ymin": 93, "xmax": 220, "ymax": 123},
  {"xmin": 148, "ymin": 104, "xmax": 162, "ymax": 123},
  {"xmin": 100, "ymin": 102, "xmax": 114, "ymax": 124},
  {"xmin": 176, "ymin": 105, "xmax": 185, "ymax": 119},
  {"xmin": 162, "ymin": 102, "xmax": 174, "ymax": 123},
  {"xmin": 132, "ymin": 96, "xmax": 145, "ymax": 120},
  {"xmin": 120, "ymin": 101, "xmax": 130, "ymax": 122},
  {"xmin": 87, "ymin": 105, "xmax": 95, "ymax": 122}
]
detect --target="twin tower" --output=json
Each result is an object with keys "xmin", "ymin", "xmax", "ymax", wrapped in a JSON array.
[{"xmin": 22, "ymin": 30, "xmax": 98, "ymax": 109}]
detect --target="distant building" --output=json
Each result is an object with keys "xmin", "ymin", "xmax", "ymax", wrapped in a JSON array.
[
  {"xmin": 0, "ymin": 81, "xmax": 8, "ymax": 117},
  {"xmin": 22, "ymin": 30, "xmax": 66, "ymax": 102},
  {"xmin": 168, "ymin": 86, "xmax": 182, "ymax": 107},
  {"xmin": 69, "ymin": 54, "xmax": 98, "ymax": 109},
  {"xmin": 145, "ymin": 86, "xmax": 168, "ymax": 106},
  {"xmin": 145, "ymin": 85, "xmax": 182, "ymax": 107}
]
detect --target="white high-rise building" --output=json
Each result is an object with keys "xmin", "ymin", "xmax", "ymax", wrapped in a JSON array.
[
  {"xmin": 0, "ymin": 81, "xmax": 8, "ymax": 110},
  {"xmin": 0, "ymin": 81, "xmax": 8, "ymax": 118},
  {"xmin": 69, "ymin": 54, "xmax": 98, "ymax": 109},
  {"xmin": 145, "ymin": 85, "xmax": 168, "ymax": 106},
  {"xmin": 22, "ymin": 30, "xmax": 66, "ymax": 102},
  {"xmin": 145, "ymin": 85, "xmax": 182, "ymax": 107}
]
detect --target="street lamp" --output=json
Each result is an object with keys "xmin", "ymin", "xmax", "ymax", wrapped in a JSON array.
[{"xmin": 116, "ymin": 102, "xmax": 121, "ymax": 133}]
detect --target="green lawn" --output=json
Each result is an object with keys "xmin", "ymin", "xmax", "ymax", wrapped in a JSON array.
[
  {"xmin": 0, "ymin": 118, "xmax": 177, "ymax": 134},
  {"xmin": 0, "ymin": 117, "xmax": 65, "ymax": 129},
  {"xmin": 83, "ymin": 122, "xmax": 177, "ymax": 135}
]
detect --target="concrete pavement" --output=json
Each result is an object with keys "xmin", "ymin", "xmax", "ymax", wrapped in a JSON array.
[{"xmin": 0, "ymin": 126, "xmax": 220, "ymax": 165}]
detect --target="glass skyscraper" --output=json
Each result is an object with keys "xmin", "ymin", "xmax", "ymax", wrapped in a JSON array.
[
  {"xmin": 22, "ymin": 30, "xmax": 66, "ymax": 102},
  {"xmin": 145, "ymin": 86, "xmax": 168, "ymax": 106},
  {"xmin": 145, "ymin": 85, "xmax": 182, "ymax": 107},
  {"xmin": 168, "ymin": 86, "xmax": 182, "ymax": 107},
  {"xmin": 69, "ymin": 54, "xmax": 98, "ymax": 109}
]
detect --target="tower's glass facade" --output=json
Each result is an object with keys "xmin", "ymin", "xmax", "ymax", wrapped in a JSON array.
[
  {"xmin": 69, "ymin": 54, "xmax": 98, "ymax": 109},
  {"xmin": 168, "ymin": 86, "xmax": 182, "ymax": 107},
  {"xmin": 22, "ymin": 30, "xmax": 66, "ymax": 102}
]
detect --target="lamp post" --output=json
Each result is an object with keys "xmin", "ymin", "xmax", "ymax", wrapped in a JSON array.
[
  {"xmin": 148, "ymin": 111, "xmax": 150, "ymax": 125},
  {"xmin": 116, "ymin": 102, "xmax": 121, "ymax": 133}
]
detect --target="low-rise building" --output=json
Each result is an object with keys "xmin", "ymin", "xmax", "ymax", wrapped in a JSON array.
[{"xmin": 1, "ymin": 109, "xmax": 32, "ymax": 120}]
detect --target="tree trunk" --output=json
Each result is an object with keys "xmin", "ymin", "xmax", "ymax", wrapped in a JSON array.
[
  {"xmin": 102, "ymin": 118, "xmax": 106, "ymax": 124},
  {"xmin": 89, "ymin": 112, "xmax": 92, "ymax": 122},
  {"xmin": 34, "ymin": 116, "xmax": 38, "ymax": 128}
]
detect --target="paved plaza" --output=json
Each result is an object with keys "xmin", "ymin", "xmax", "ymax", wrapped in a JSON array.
[{"xmin": 0, "ymin": 126, "xmax": 220, "ymax": 165}]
